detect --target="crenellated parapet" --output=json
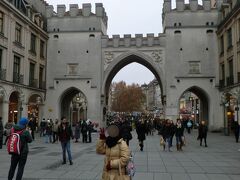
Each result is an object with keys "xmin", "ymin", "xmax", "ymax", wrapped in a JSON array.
[
  {"xmin": 46, "ymin": 3, "xmax": 108, "ymax": 26},
  {"xmin": 163, "ymin": 0, "xmax": 215, "ymax": 14},
  {"xmin": 101, "ymin": 34, "xmax": 165, "ymax": 48},
  {"xmin": 162, "ymin": 0, "xmax": 219, "ymax": 29}
]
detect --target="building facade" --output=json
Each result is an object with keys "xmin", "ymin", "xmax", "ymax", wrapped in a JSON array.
[
  {"xmin": 217, "ymin": 0, "xmax": 240, "ymax": 135},
  {"xmin": 0, "ymin": 0, "xmax": 48, "ymax": 125}
]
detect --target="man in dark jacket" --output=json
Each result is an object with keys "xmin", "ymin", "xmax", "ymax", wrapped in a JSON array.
[
  {"xmin": 198, "ymin": 120, "xmax": 208, "ymax": 147},
  {"xmin": 8, "ymin": 117, "xmax": 32, "ymax": 180},
  {"xmin": 136, "ymin": 118, "xmax": 146, "ymax": 151},
  {"xmin": 87, "ymin": 121, "xmax": 94, "ymax": 143},
  {"xmin": 28, "ymin": 118, "xmax": 36, "ymax": 140},
  {"xmin": 58, "ymin": 117, "xmax": 74, "ymax": 165},
  {"xmin": 0, "ymin": 117, "xmax": 3, "ymax": 149},
  {"xmin": 81, "ymin": 120, "xmax": 88, "ymax": 143},
  {"xmin": 120, "ymin": 120, "xmax": 132, "ymax": 146},
  {"xmin": 233, "ymin": 121, "xmax": 240, "ymax": 143}
]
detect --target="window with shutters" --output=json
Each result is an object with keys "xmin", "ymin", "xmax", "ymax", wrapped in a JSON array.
[{"xmin": 15, "ymin": 23, "xmax": 21, "ymax": 43}]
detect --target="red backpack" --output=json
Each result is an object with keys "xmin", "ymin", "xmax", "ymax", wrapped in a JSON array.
[{"xmin": 7, "ymin": 128, "xmax": 24, "ymax": 155}]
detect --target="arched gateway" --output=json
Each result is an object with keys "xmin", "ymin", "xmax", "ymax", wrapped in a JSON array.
[
  {"xmin": 102, "ymin": 51, "xmax": 165, "ymax": 106},
  {"xmin": 44, "ymin": 2, "xmax": 223, "ymax": 130}
]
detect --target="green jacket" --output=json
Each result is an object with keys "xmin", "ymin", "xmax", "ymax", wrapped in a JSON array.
[{"xmin": 13, "ymin": 125, "xmax": 32, "ymax": 157}]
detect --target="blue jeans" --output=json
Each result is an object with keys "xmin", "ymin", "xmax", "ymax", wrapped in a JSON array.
[
  {"xmin": 61, "ymin": 141, "xmax": 72, "ymax": 162},
  {"xmin": 45, "ymin": 135, "xmax": 49, "ymax": 143},
  {"xmin": 176, "ymin": 136, "xmax": 182, "ymax": 145},
  {"xmin": 166, "ymin": 137, "xmax": 171, "ymax": 149}
]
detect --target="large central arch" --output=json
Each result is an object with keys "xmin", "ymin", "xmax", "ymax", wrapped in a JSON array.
[{"xmin": 102, "ymin": 51, "xmax": 165, "ymax": 107}]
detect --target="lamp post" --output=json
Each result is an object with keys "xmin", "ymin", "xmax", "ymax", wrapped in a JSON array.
[
  {"xmin": 18, "ymin": 93, "xmax": 25, "ymax": 120},
  {"xmin": 221, "ymin": 93, "xmax": 229, "ymax": 135}
]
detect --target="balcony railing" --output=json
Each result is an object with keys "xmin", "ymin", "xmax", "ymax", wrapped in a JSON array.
[
  {"xmin": 0, "ymin": 68, "xmax": 6, "ymax": 80},
  {"xmin": 29, "ymin": 79, "xmax": 38, "ymax": 88},
  {"xmin": 13, "ymin": 73, "xmax": 23, "ymax": 84},
  {"xmin": 226, "ymin": 76, "xmax": 234, "ymax": 86},
  {"xmin": 39, "ymin": 81, "xmax": 46, "ymax": 89},
  {"xmin": 219, "ymin": 79, "xmax": 225, "ymax": 88}
]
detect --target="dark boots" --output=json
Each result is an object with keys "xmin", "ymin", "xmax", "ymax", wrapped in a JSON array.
[{"xmin": 139, "ymin": 143, "xmax": 143, "ymax": 151}]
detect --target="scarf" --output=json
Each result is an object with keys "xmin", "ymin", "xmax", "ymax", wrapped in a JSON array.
[{"xmin": 106, "ymin": 136, "xmax": 121, "ymax": 148}]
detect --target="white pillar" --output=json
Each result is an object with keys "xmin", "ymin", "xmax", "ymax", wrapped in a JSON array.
[
  {"xmin": 2, "ymin": 101, "xmax": 9, "ymax": 125},
  {"xmin": 21, "ymin": 102, "xmax": 28, "ymax": 118}
]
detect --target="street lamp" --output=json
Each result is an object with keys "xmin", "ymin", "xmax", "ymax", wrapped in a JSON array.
[
  {"xmin": 220, "ymin": 93, "xmax": 229, "ymax": 135},
  {"xmin": 18, "ymin": 93, "xmax": 25, "ymax": 120}
]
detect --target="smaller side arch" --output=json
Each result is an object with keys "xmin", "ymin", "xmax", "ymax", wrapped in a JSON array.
[
  {"xmin": 58, "ymin": 87, "xmax": 88, "ymax": 124},
  {"xmin": 178, "ymin": 86, "xmax": 210, "ymax": 124}
]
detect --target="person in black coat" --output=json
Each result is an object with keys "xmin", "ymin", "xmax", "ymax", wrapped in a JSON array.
[
  {"xmin": 233, "ymin": 121, "xmax": 240, "ymax": 143},
  {"xmin": 81, "ymin": 120, "xmax": 88, "ymax": 143},
  {"xmin": 162, "ymin": 119, "xmax": 174, "ymax": 152},
  {"xmin": 87, "ymin": 121, "xmax": 94, "ymax": 143},
  {"xmin": 0, "ymin": 117, "xmax": 3, "ymax": 149},
  {"xmin": 120, "ymin": 120, "xmax": 132, "ymax": 146},
  {"xmin": 175, "ymin": 119, "xmax": 184, "ymax": 151},
  {"xmin": 28, "ymin": 118, "xmax": 36, "ymax": 140},
  {"xmin": 136, "ymin": 119, "xmax": 146, "ymax": 151},
  {"xmin": 198, "ymin": 120, "xmax": 208, "ymax": 147}
]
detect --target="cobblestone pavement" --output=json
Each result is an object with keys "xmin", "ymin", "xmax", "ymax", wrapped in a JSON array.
[{"xmin": 0, "ymin": 130, "xmax": 240, "ymax": 180}]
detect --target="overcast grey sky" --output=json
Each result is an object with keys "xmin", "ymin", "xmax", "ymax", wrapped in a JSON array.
[{"xmin": 47, "ymin": 0, "xmax": 165, "ymax": 85}]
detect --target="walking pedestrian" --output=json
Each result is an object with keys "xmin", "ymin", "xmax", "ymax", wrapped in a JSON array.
[
  {"xmin": 44, "ymin": 121, "xmax": 52, "ymax": 143},
  {"xmin": 39, "ymin": 118, "xmax": 46, "ymax": 137},
  {"xmin": 3, "ymin": 121, "xmax": 14, "ymax": 145},
  {"xmin": 169, "ymin": 120, "xmax": 175, "ymax": 147},
  {"xmin": 187, "ymin": 119, "xmax": 192, "ymax": 134},
  {"xmin": 28, "ymin": 118, "xmax": 36, "ymax": 140},
  {"xmin": 52, "ymin": 119, "xmax": 59, "ymax": 143},
  {"xmin": 96, "ymin": 124, "xmax": 130, "ymax": 180},
  {"xmin": 74, "ymin": 120, "xmax": 80, "ymax": 143},
  {"xmin": 162, "ymin": 119, "xmax": 174, "ymax": 152},
  {"xmin": 81, "ymin": 120, "xmax": 88, "ymax": 143},
  {"xmin": 8, "ymin": 117, "xmax": 32, "ymax": 180},
  {"xmin": 233, "ymin": 121, "xmax": 240, "ymax": 143},
  {"xmin": 136, "ymin": 118, "xmax": 146, "ymax": 151},
  {"xmin": 175, "ymin": 119, "xmax": 184, "ymax": 151},
  {"xmin": 87, "ymin": 121, "xmax": 93, "ymax": 143},
  {"xmin": 120, "ymin": 120, "xmax": 132, "ymax": 146},
  {"xmin": 0, "ymin": 117, "xmax": 3, "ymax": 149},
  {"xmin": 198, "ymin": 120, "xmax": 208, "ymax": 147},
  {"xmin": 58, "ymin": 117, "xmax": 74, "ymax": 165}
]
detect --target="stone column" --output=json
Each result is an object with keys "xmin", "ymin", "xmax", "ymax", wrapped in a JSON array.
[{"xmin": 1, "ymin": 101, "xmax": 9, "ymax": 125}]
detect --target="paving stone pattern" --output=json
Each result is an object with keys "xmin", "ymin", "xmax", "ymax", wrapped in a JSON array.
[{"xmin": 0, "ymin": 130, "xmax": 240, "ymax": 180}]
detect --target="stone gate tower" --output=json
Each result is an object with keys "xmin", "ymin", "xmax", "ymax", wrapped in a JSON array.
[
  {"xmin": 44, "ymin": 4, "xmax": 107, "ymax": 124},
  {"xmin": 163, "ymin": 0, "xmax": 222, "ymax": 129}
]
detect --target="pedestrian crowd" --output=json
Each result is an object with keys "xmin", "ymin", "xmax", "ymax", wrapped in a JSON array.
[
  {"xmin": 1, "ymin": 113, "xmax": 240, "ymax": 180},
  {"xmin": 0, "ymin": 116, "xmax": 96, "ymax": 180}
]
